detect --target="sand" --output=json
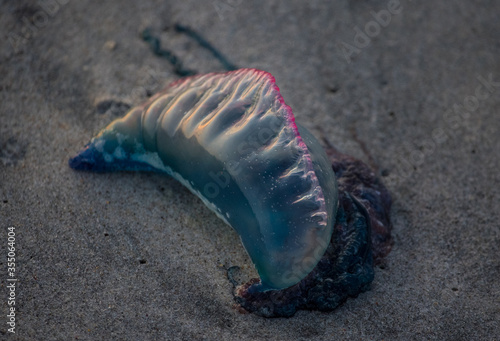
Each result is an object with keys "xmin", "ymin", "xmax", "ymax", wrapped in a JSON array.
[{"xmin": 1, "ymin": 0, "xmax": 499, "ymax": 339}]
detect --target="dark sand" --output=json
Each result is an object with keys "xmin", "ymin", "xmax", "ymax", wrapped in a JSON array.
[{"xmin": 1, "ymin": 1, "xmax": 499, "ymax": 339}]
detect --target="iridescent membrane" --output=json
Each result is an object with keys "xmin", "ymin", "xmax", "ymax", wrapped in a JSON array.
[{"xmin": 69, "ymin": 69, "xmax": 338, "ymax": 291}]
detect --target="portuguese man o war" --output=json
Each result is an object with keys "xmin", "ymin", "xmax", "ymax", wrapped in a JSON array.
[{"xmin": 69, "ymin": 68, "xmax": 392, "ymax": 317}]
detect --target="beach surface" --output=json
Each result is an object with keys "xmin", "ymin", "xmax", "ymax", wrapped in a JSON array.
[{"xmin": 1, "ymin": 1, "xmax": 499, "ymax": 339}]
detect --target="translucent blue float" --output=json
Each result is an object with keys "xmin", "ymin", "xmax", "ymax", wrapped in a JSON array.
[{"xmin": 70, "ymin": 69, "xmax": 392, "ymax": 316}]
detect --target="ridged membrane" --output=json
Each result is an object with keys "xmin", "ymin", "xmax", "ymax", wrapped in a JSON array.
[{"xmin": 69, "ymin": 68, "xmax": 338, "ymax": 291}]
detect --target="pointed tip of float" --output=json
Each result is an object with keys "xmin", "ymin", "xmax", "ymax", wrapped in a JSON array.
[{"xmin": 68, "ymin": 143, "xmax": 106, "ymax": 172}]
